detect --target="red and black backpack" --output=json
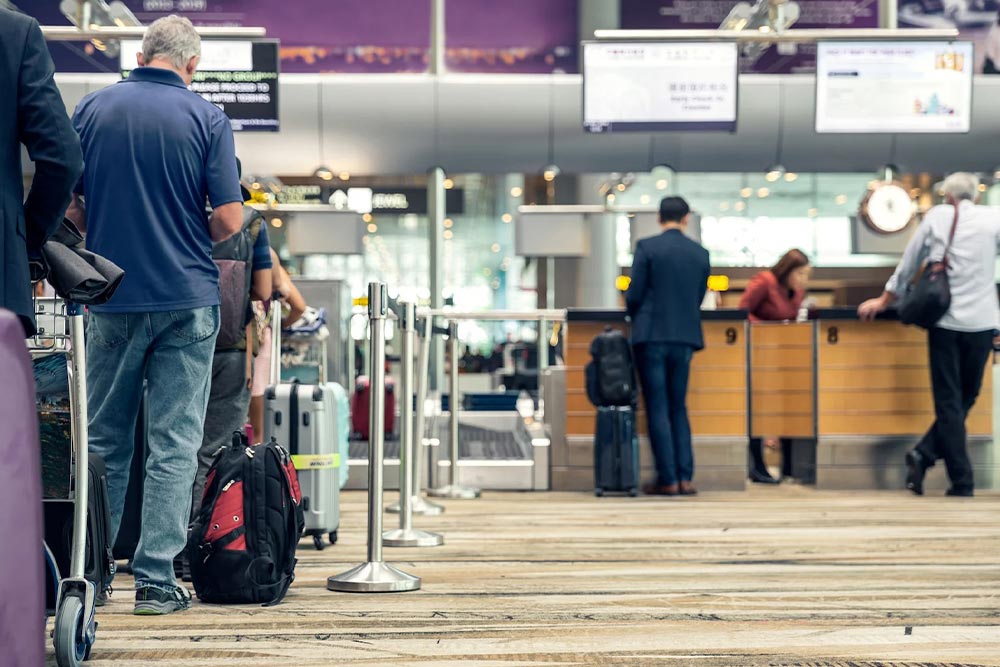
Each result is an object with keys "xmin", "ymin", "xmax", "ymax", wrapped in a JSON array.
[{"xmin": 188, "ymin": 432, "xmax": 305, "ymax": 606}]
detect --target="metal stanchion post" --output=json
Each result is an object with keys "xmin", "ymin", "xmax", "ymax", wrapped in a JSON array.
[
  {"xmin": 387, "ymin": 314, "xmax": 444, "ymax": 516},
  {"xmin": 327, "ymin": 283, "xmax": 420, "ymax": 593},
  {"xmin": 383, "ymin": 303, "xmax": 444, "ymax": 547},
  {"xmin": 428, "ymin": 320, "xmax": 481, "ymax": 499}
]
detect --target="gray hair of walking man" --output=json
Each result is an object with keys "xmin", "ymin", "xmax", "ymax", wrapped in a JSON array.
[
  {"xmin": 138, "ymin": 15, "xmax": 202, "ymax": 85},
  {"xmin": 940, "ymin": 172, "xmax": 980, "ymax": 203}
]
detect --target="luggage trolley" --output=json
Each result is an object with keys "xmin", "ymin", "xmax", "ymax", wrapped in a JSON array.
[{"xmin": 30, "ymin": 296, "xmax": 98, "ymax": 666}]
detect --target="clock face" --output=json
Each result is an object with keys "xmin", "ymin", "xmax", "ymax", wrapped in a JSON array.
[{"xmin": 862, "ymin": 183, "xmax": 914, "ymax": 234}]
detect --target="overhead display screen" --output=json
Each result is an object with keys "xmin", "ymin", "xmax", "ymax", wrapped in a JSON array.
[
  {"xmin": 583, "ymin": 41, "xmax": 739, "ymax": 132},
  {"xmin": 121, "ymin": 40, "xmax": 280, "ymax": 132},
  {"xmin": 816, "ymin": 41, "xmax": 973, "ymax": 134}
]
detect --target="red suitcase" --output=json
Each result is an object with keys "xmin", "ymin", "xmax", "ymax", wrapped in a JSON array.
[{"xmin": 351, "ymin": 375, "xmax": 396, "ymax": 440}]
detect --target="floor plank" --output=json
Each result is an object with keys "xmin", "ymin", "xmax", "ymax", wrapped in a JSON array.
[{"xmin": 52, "ymin": 486, "xmax": 1000, "ymax": 666}]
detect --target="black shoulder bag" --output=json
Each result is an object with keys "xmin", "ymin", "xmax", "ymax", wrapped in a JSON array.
[{"xmin": 898, "ymin": 204, "xmax": 959, "ymax": 330}]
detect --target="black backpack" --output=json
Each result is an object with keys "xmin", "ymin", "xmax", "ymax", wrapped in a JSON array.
[
  {"xmin": 188, "ymin": 432, "xmax": 304, "ymax": 607},
  {"xmin": 212, "ymin": 207, "xmax": 262, "ymax": 350},
  {"xmin": 585, "ymin": 328, "xmax": 636, "ymax": 407}
]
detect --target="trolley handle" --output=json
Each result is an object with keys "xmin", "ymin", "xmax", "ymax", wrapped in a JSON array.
[{"xmin": 269, "ymin": 291, "xmax": 282, "ymax": 387}]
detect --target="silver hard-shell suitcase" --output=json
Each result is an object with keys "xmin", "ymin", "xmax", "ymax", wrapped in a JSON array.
[{"xmin": 262, "ymin": 297, "xmax": 341, "ymax": 549}]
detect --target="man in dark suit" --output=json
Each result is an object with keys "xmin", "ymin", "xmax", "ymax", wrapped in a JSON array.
[
  {"xmin": 625, "ymin": 196, "xmax": 710, "ymax": 497},
  {"xmin": 1, "ymin": 7, "xmax": 84, "ymax": 336}
]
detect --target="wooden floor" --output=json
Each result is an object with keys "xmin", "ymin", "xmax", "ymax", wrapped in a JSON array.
[{"xmin": 55, "ymin": 487, "xmax": 1000, "ymax": 667}]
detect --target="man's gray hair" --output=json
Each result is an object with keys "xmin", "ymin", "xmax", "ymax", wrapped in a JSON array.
[
  {"xmin": 142, "ymin": 15, "xmax": 201, "ymax": 70},
  {"xmin": 940, "ymin": 172, "xmax": 980, "ymax": 201}
]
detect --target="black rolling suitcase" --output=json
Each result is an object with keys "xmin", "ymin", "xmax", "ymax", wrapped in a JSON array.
[
  {"xmin": 44, "ymin": 453, "xmax": 115, "ymax": 608},
  {"xmin": 594, "ymin": 406, "xmax": 639, "ymax": 497}
]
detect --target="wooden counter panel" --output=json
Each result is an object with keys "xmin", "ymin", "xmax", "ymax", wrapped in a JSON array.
[
  {"xmin": 566, "ymin": 411, "xmax": 746, "ymax": 437},
  {"xmin": 689, "ymin": 368, "xmax": 748, "ymax": 391},
  {"xmin": 819, "ymin": 412, "xmax": 992, "ymax": 436},
  {"xmin": 816, "ymin": 320, "xmax": 993, "ymax": 437},
  {"xmin": 751, "ymin": 347, "xmax": 813, "ymax": 369},
  {"xmin": 750, "ymin": 322, "xmax": 814, "ymax": 346},
  {"xmin": 752, "ymin": 369, "xmax": 813, "ymax": 392},
  {"xmin": 752, "ymin": 391, "xmax": 813, "ymax": 415},
  {"xmin": 752, "ymin": 415, "xmax": 815, "ymax": 438}
]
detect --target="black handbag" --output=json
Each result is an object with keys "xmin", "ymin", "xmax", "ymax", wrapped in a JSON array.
[{"xmin": 898, "ymin": 204, "xmax": 959, "ymax": 330}]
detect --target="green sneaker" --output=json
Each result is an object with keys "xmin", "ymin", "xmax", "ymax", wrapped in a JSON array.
[{"xmin": 134, "ymin": 585, "xmax": 192, "ymax": 616}]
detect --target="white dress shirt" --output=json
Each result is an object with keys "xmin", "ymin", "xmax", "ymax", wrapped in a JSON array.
[{"xmin": 886, "ymin": 200, "xmax": 1000, "ymax": 333}]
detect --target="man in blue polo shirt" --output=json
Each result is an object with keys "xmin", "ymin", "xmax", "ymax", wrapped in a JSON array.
[{"xmin": 70, "ymin": 15, "xmax": 243, "ymax": 615}]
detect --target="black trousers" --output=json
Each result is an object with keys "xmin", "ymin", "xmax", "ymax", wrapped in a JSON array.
[{"xmin": 915, "ymin": 327, "xmax": 993, "ymax": 492}]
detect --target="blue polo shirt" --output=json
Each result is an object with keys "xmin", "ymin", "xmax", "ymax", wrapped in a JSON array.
[{"xmin": 72, "ymin": 67, "xmax": 243, "ymax": 313}]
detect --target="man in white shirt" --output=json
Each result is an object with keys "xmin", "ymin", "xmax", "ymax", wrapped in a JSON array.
[{"xmin": 859, "ymin": 173, "xmax": 1000, "ymax": 497}]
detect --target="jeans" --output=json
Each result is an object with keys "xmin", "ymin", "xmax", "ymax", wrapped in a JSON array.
[
  {"xmin": 87, "ymin": 306, "xmax": 219, "ymax": 591},
  {"xmin": 191, "ymin": 350, "xmax": 251, "ymax": 512},
  {"xmin": 634, "ymin": 342, "xmax": 695, "ymax": 487},
  {"xmin": 915, "ymin": 327, "xmax": 993, "ymax": 493}
]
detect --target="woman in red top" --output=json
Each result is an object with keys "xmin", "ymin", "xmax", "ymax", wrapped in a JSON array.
[
  {"xmin": 739, "ymin": 249, "xmax": 812, "ymax": 483},
  {"xmin": 739, "ymin": 249, "xmax": 811, "ymax": 322}
]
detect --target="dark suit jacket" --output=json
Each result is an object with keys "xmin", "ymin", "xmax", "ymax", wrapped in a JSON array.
[
  {"xmin": 1, "ymin": 9, "xmax": 83, "ymax": 335},
  {"xmin": 625, "ymin": 228, "xmax": 711, "ymax": 350}
]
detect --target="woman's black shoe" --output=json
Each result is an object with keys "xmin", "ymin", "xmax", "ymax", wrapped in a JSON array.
[{"xmin": 749, "ymin": 438, "xmax": 779, "ymax": 484}]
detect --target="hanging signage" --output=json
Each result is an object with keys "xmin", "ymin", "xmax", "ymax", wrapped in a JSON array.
[
  {"xmin": 275, "ymin": 186, "xmax": 465, "ymax": 214},
  {"xmin": 121, "ymin": 40, "xmax": 280, "ymax": 132}
]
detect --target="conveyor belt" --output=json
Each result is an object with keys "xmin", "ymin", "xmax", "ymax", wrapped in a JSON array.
[{"xmin": 349, "ymin": 423, "xmax": 529, "ymax": 461}]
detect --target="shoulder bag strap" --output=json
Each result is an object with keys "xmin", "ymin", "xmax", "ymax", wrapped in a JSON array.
[{"xmin": 942, "ymin": 203, "xmax": 960, "ymax": 268}]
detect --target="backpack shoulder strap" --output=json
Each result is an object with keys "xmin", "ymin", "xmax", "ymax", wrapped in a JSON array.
[{"xmin": 942, "ymin": 203, "xmax": 960, "ymax": 268}]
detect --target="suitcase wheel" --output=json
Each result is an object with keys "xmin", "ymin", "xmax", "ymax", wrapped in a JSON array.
[
  {"xmin": 312, "ymin": 534, "xmax": 326, "ymax": 551},
  {"xmin": 328, "ymin": 530, "xmax": 338, "ymax": 545},
  {"xmin": 628, "ymin": 488, "xmax": 639, "ymax": 498},
  {"xmin": 594, "ymin": 488, "xmax": 604, "ymax": 498}
]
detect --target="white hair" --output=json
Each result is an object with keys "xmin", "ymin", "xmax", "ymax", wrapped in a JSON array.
[
  {"xmin": 940, "ymin": 172, "xmax": 980, "ymax": 201},
  {"xmin": 142, "ymin": 15, "xmax": 201, "ymax": 71}
]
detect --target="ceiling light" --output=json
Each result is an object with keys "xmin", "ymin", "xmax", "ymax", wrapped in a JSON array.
[
  {"xmin": 367, "ymin": 223, "xmax": 378, "ymax": 233},
  {"xmin": 765, "ymin": 164, "xmax": 786, "ymax": 183},
  {"xmin": 835, "ymin": 194, "xmax": 848, "ymax": 205},
  {"xmin": 640, "ymin": 194, "xmax": 651, "ymax": 205},
  {"xmin": 757, "ymin": 187, "xmax": 770, "ymax": 198},
  {"xmin": 510, "ymin": 186, "xmax": 523, "ymax": 197},
  {"xmin": 271, "ymin": 218, "xmax": 283, "ymax": 228},
  {"xmin": 491, "ymin": 243, "xmax": 501, "ymax": 253},
  {"xmin": 807, "ymin": 208, "xmax": 819, "ymax": 217},
  {"xmin": 656, "ymin": 179, "xmax": 668, "ymax": 190},
  {"xmin": 979, "ymin": 183, "xmax": 988, "ymax": 193},
  {"xmin": 501, "ymin": 213, "xmax": 513, "ymax": 224},
  {"xmin": 443, "ymin": 229, "xmax": 454, "ymax": 239},
  {"xmin": 443, "ymin": 218, "xmax": 454, "ymax": 228},
  {"xmin": 443, "ymin": 178, "xmax": 455, "ymax": 190},
  {"xmin": 720, "ymin": 202, "xmax": 730, "ymax": 211},
  {"xmin": 606, "ymin": 193, "xmax": 616, "ymax": 203},
  {"xmin": 339, "ymin": 171, "xmax": 350, "ymax": 181},
  {"xmin": 362, "ymin": 213, "xmax": 373, "ymax": 223},
  {"xmin": 734, "ymin": 201, "xmax": 747, "ymax": 212},
  {"xmin": 542, "ymin": 164, "xmax": 561, "ymax": 182},
  {"xmin": 740, "ymin": 187, "xmax": 753, "ymax": 198},
  {"xmin": 314, "ymin": 167, "xmax": 334, "ymax": 181},
  {"xmin": 784, "ymin": 172, "xmax": 799, "ymax": 183},
  {"xmin": 616, "ymin": 183, "xmax": 627, "ymax": 192},
  {"xmin": 993, "ymin": 167, "xmax": 1000, "ymax": 182}
]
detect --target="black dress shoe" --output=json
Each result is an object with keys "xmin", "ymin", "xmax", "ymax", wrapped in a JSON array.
[
  {"xmin": 750, "ymin": 467, "xmax": 780, "ymax": 484},
  {"xmin": 946, "ymin": 487, "xmax": 974, "ymax": 497},
  {"xmin": 905, "ymin": 449, "xmax": 929, "ymax": 496}
]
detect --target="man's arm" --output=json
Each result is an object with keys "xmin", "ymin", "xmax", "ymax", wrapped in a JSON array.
[
  {"xmin": 858, "ymin": 219, "xmax": 931, "ymax": 321},
  {"xmin": 624, "ymin": 242, "xmax": 648, "ymax": 318},
  {"xmin": 210, "ymin": 203, "xmax": 243, "ymax": 242},
  {"xmin": 66, "ymin": 194, "xmax": 86, "ymax": 234},
  {"xmin": 18, "ymin": 17, "xmax": 84, "ymax": 250}
]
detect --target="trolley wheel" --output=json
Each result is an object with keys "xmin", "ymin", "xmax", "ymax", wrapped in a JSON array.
[
  {"xmin": 328, "ymin": 530, "xmax": 338, "ymax": 545},
  {"xmin": 594, "ymin": 488, "xmax": 604, "ymax": 498},
  {"xmin": 54, "ymin": 595, "xmax": 88, "ymax": 667},
  {"xmin": 312, "ymin": 534, "xmax": 326, "ymax": 551},
  {"xmin": 628, "ymin": 488, "xmax": 639, "ymax": 498}
]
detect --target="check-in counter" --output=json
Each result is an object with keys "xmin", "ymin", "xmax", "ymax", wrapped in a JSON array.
[
  {"xmin": 814, "ymin": 308, "xmax": 996, "ymax": 490},
  {"xmin": 556, "ymin": 309, "xmax": 749, "ymax": 492}
]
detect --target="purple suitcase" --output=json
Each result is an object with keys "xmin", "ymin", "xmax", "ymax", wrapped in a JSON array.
[{"xmin": 0, "ymin": 309, "xmax": 44, "ymax": 667}]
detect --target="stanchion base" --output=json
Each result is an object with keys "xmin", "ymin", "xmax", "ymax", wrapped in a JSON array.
[
  {"xmin": 386, "ymin": 496, "xmax": 446, "ymax": 515},
  {"xmin": 383, "ymin": 528, "xmax": 444, "ymax": 548},
  {"xmin": 326, "ymin": 561, "xmax": 421, "ymax": 593},
  {"xmin": 427, "ymin": 484, "xmax": 481, "ymax": 499}
]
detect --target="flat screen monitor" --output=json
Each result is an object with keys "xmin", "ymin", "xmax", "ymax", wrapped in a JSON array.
[
  {"xmin": 121, "ymin": 40, "xmax": 280, "ymax": 132},
  {"xmin": 815, "ymin": 41, "xmax": 973, "ymax": 134},
  {"xmin": 583, "ymin": 41, "xmax": 739, "ymax": 133}
]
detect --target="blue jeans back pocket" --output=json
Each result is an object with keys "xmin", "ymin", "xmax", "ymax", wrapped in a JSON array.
[{"xmin": 169, "ymin": 306, "xmax": 220, "ymax": 344}]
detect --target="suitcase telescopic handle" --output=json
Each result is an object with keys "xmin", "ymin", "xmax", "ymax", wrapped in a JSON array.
[{"xmin": 269, "ymin": 292, "xmax": 282, "ymax": 387}]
